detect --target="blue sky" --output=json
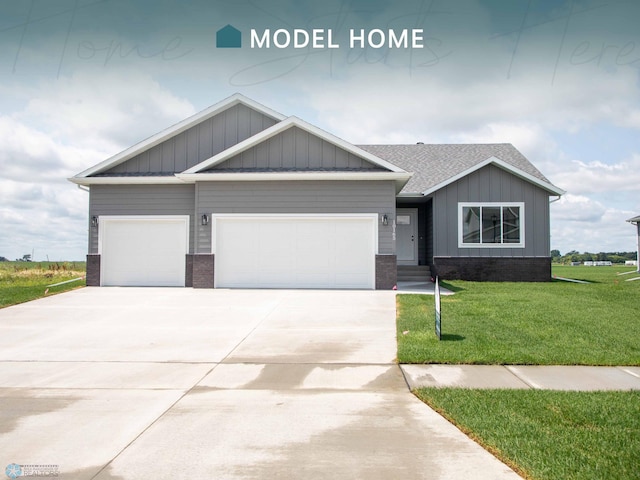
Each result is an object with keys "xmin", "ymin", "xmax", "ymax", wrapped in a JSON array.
[{"xmin": 0, "ymin": 0, "xmax": 638, "ymax": 260}]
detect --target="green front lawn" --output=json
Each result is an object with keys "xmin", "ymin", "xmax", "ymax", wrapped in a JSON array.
[
  {"xmin": 397, "ymin": 266, "xmax": 640, "ymax": 365},
  {"xmin": 416, "ymin": 388, "xmax": 640, "ymax": 480},
  {"xmin": 0, "ymin": 262, "xmax": 86, "ymax": 308}
]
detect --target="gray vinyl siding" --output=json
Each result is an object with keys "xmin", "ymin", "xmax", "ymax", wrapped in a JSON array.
[
  {"xmin": 195, "ymin": 180, "xmax": 396, "ymax": 254},
  {"xmin": 433, "ymin": 164, "xmax": 550, "ymax": 257},
  {"xmin": 208, "ymin": 127, "xmax": 382, "ymax": 171},
  {"xmin": 88, "ymin": 185, "xmax": 195, "ymax": 254},
  {"xmin": 103, "ymin": 104, "xmax": 278, "ymax": 174}
]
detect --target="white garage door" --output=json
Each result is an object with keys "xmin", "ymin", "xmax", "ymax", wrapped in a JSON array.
[
  {"xmin": 100, "ymin": 216, "xmax": 189, "ymax": 287},
  {"xmin": 214, "ymin": 215, "xmax": 377, "ymax": 289}
]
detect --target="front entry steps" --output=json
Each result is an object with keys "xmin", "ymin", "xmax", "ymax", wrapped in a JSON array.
[{"xmin": 397, "ymin": 265, "xmax": 432, "ymax": 282}]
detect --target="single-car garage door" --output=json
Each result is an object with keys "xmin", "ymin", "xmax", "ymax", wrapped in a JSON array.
[
  {"xmin": 100, "ymin": 216, "xmax": 189, "ymax": 287},
  {"xmin": 213, "ymin": 214, "xmax": 377, "ymax": 289}
]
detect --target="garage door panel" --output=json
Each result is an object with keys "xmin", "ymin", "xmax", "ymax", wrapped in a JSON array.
[
  {"xmin": 215, "ymin": 216, "xmax": 375, "ymax": 289},
  {"xmin": 101, "ymin": 218, "xmax": 188, "ymax": 287}
]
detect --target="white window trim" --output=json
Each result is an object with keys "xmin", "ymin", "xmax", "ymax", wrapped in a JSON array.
[{"xmin": 458, "ymin": 202, "xmax": 525, "ymax": 249}]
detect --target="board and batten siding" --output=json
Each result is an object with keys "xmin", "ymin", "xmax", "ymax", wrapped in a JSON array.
[
  {"xmin": 195, "ymin": 180, "xmax": 396, "ymax": 255},
  {"xmin": 432, "ymin": 164, "xmax": 551, "ymax": 257},
  {"xmin": 209, "ymin": 126, "xmax": 382, "ymax": 171},
  {"xmin": 88, "ymin": 185, "xmax": 196, "ymax": 254},
  {"xmin": 103, "ymin": 104, "xmax": 278, "ymax": 174}
]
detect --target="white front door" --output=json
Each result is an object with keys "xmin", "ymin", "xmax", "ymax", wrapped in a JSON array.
[{"xmin": 396, "ymin": 208, "xmax": 418, "ymax": 265}]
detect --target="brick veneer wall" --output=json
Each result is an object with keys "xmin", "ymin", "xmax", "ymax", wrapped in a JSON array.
[
  {"xmin": 433, "ymin": 257, "xmax": 552, "ymax": 282},
  {"xmin": 375, "ymin": 255, "xmax": 397, "ymax": 289},
  {"xmin": 192, "ymin": 254, "xmax": 215, "ymax": 288},
  {"xmin": 185, "ymin": 255, "xmax": 194, "ymax": 287},
  {"xmin": 86, "ymin": 254, "xmax": 101, "ymax": 286}
]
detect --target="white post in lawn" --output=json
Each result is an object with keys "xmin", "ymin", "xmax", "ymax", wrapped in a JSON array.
[{"xmin": 628, "ymin": 216, "xmax": 640, "ymax": 273}]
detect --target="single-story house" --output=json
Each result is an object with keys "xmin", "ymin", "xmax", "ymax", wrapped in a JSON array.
[{"xmin": 69, "ymin": 93, "xmax": 565, "ymax": 289}]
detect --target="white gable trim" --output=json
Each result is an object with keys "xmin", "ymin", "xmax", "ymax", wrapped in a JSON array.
[
  {"xmin": 73, "ymin": 93, "xmax": 286, "ymax": 179},
  {"xmin": 421, "ymin": 157, "xmax": 566, "ymax": 196},
  {"xmin": 183, "ymin": 116, "xmax": 408, "ymax": 174}
]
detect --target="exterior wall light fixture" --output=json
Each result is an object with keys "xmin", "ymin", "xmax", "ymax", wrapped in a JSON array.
[
  {"xmin": 201, "ymin": 214, "xmax": 209, "ymax": 226},
  {"xmin": 382, "ymin": 214, "xmax": 388, "ymax": 226},
  {"xmin": 91, "ymin": 216, "xmax": 98, "ymax": 227}
]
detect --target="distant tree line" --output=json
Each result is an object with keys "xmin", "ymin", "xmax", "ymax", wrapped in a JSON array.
[
  {"xmin": 551, "ymin": 250, "xmax": 637, "ymax": 264},
  {"xmin": 0, "ymin": 255, "xmax": 32, "ymax": 262}
]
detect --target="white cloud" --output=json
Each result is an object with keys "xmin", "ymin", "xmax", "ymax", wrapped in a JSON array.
[
  {"xmin": 552, "ymin": 154, "xmax": 640, "ymax": 194},
  {"xmin": 17, "ymin": 71, "xmax": 196, "ymax": 158},
  {"xmin": 0, "ymin": 72, "xmax": 196, "ymax": 260},
  {"xmin": 551, "ymin": 195, "xmax": 637, "ymax": 253}
]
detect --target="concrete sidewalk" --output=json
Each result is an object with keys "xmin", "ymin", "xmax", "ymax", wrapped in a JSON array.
[{"xmin": 401, "ymin": 364, "xmax": 640, "ymax": 390}]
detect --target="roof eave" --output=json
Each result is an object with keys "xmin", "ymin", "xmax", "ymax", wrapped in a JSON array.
[
  {"xmin": 68, "ymin": 176, "xmax": 185, "ymax": 186},
  {"xmin": 176, "ymin": 171, "xmax": 412, "ymax": 192}
]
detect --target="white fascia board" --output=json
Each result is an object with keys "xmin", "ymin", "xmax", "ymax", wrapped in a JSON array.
[
  {"xmin": 420, "ymin": 157, "xmax": 566, "ymax": 196},
  {"xmin": 184, "ymin": 116, "xmax": 409, "ymax": 174},
  {"xmin": 176, "ymin": 171, "xmax": 411, "ymax": 183},
  {"xmin": 68, "ymin": 176, "xmax": 185, "ymax": 186},
  {"xmin": 74, "ymin": 93, "xmax": 286, "ymax": 179}
]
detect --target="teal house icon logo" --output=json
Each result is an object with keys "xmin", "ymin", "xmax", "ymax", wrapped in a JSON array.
[{"xmin": 216, "ymin": 24, "xmax": 242, "ymax": 48}]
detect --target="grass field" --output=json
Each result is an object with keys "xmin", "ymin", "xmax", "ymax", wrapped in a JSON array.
[
  {"xmin": 0, "ymin": 261, "xmax": 86, "ymax": 308},
  {"xmin": 415, "ymin": 388, "xmax": 640, "ymax": 480},
  {"xmin": 400, "ymin": 266, "xmax": 640, "ymax": 479},
  {"xmin": 397, "ymin": 266, "xmax": 640, "ymax": 365}
]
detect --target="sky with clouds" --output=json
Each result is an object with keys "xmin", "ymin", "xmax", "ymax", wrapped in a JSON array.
[{"xmin": 0, "ymin": 0, "xmax": 638, "ymax": 261}]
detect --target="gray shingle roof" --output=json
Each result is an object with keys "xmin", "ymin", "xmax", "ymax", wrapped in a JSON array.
[{"xmin": 357, "ymin": 143, "xmax": 552, "ymax": 195}]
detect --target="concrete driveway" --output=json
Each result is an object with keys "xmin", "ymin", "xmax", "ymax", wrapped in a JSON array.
[{"xmin": 0, "ymin": 288, "xmax": 519, "ymax": 479}]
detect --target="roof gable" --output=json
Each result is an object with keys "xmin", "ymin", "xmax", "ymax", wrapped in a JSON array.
[
  {"xmin": 74, "ymin": 93, "xmax": 286, "ymax": 178},
  {"xmin": 184, "ymin": 117, "xmax": 407, "ymax": 174},
  {"xmin": 359, "ymin": 144, "xmax": 564, "ymax": 196},
  {"xmin": 203, "ymin": 126, "xmax": 385, "ymax": 172}
]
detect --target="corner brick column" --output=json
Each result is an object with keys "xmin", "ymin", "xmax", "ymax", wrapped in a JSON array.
[
  {"xmin": 185, "ymin": 255, "xmax": 194, "ymax": 287},
  {"xmin": 86, "ymin": 254, "xmax": 101, "ymax": 286},
  {"xmin": 192, "ymin": 254, "xmax": 215, "ymax": 288},
  {"xmin": 375, "ymin": 255, "xmax": 397, "ymax": 289}
]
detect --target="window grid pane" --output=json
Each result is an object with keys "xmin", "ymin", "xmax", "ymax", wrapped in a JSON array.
[
  {"xmin": 481, "ymin": 207, "xmax": 501, "ymax": 244},
  {"xmin": 502, "ymin": 206, "xmax": 520, "ymax": 243},
  {"xmin": 462, "ymin": 207, "xmax": 480, "ymax": 243}
]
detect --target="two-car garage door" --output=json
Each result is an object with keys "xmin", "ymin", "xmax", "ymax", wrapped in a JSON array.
[
  {"xmin": 213, "ymin": 215, "xmax": 376, "ymax": 289},
  {"xmin": 99, "ymin": 214, "xmax": 376, "ymax": 289}
]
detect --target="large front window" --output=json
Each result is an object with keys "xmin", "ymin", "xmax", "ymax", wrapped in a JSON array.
[{"xmin": 459, "ymin": 203, "xmax": 524, "ymax": 248}]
